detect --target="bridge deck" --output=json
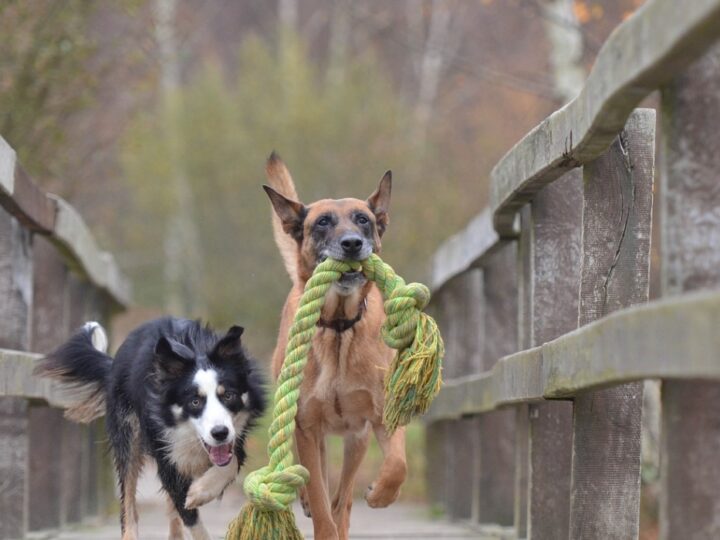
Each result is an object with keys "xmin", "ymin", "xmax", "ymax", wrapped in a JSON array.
[{"xmin": 45, "ymin": 469, "xmax": 477, "ymax": 539}]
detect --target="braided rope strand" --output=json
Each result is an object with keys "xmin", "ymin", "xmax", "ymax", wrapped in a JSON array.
[{"xmin": 228, "ymin": 255, "xmax": 442, "ymax": 539}]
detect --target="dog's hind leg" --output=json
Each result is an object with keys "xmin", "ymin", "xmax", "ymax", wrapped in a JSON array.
[
  {"xmin": 365, "ymin": 424, "xmax": 407, "ymax": 508},
  {"xmin": 332, "ymin": 429, "xmax": 371, "ymax": 540},
  {"xmin": 109, "ymin": 408, "xmax": 143, "ymax": 540}
]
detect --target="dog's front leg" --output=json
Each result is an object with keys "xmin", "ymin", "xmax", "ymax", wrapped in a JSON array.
[
  {"xmin": 184, "ymin": 454, "xmax": 238, "ymax": 509},
  {"xmin": 332, "ymin": 430, "xmax": 371, "ymax": 540},
  {"xmin": 296, "ymin": 426, "xmax": 339, "ymax": 540},
  {"xmin": 155, "ymin": 456, "xmax": 211, "ymax": 540},
  {"xmin": 366, "ymin": 424, "xmax": 407, "ymax": 508}
]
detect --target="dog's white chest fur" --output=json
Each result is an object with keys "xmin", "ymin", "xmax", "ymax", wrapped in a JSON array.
[{"xmin": 164, "ymin": 422, "xmax": 212, "ymax": 477}]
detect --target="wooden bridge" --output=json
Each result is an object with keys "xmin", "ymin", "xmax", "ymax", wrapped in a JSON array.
[
  {"xmin": 425, "ymin": 0, "xmax": 720, "ymax": 539},
  {"xmin": 2, "ymin": 0, "xmax": 720, "ymax": 538}
]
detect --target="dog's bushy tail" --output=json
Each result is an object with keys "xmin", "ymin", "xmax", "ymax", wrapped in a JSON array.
[
  {"xmin": 34, "ymin": 322, "xmax": 112, "ymax": 423},
  {"xmin": 266, "ymin": 152, "xmax": 301, "ymax": 286}
]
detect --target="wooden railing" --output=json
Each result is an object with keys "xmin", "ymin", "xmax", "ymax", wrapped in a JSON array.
[
  {"xmin": 425, "ymin": 0, "xmax": 720, "ymax": 538},
  {"xmin": 0, "ymin": 136, "xmax": 129, "ymax": 539}
]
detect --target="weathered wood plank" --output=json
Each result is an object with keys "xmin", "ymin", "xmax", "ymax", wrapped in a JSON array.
[
  {"xmin": 51, "ymin": 196, "xmax": 131, "ymax": 308},
  {"xmin": 659, "ymin": 42, "xmax": 720, "ymax": 540},
  {"xmin": 27, "ymin": 237, "xmax": 72, "ymax": 532},
  {"xmin": 0, "ymin": 348, "xmax": 73, "ymax": 408},
  {"xmin": 0, "ymin": 208, "xmax": 33, "ymax": 351},
  {"xmin": 0, "ymin": 136, "xmax": 129, "ymax": 308},
  {"xmin": 430, "ymin": 208, "xmax": 503, "ymax": 292},
  {"xmin": 0, "ymin": 137, "xmax": 56, "ymax": 233},
  {"xmin": 28, "ymin": 407, "xmax": 64, "ymax": 531},
  {"xmin": 431, "ymin": 270, "xmax": 484, "ymax": 520},
  {"xmin": 425, "ymin": 289, "xmax": 720, "ymax": 421},
  {"xmin": 526, "ymin": 169, "xmax": 582, "ymax": 539},
  {"xmin": 513, "ymin": 206, "xmax": 532, "ymax": 539},
  {"xmin": 569, "ymin": 108, "xmax": 655, "ymax": 539},
  {"xmin": 0, "ymin": 397, "xmax": 29, "ymax": 539},
  {"xmin": 425, "ymin": 421, "xmax": 450, "ymax": 515},
  {"xmin": 476, "ymin": 242, "xmax": 517, "ymax": 527},
  {"xmin": 490, "ymin": 0, "xmax": 720, "ymax": 236}
]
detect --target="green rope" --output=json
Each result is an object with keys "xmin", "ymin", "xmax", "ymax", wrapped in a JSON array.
[{"xmin": 226, "ymin": 254, "xmax": 443, "ymax": 540}]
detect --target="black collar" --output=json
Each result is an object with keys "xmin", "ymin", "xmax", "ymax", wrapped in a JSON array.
[{"xmin": 317, "ymin": 299, "xmax": 367, "ymax": 333}]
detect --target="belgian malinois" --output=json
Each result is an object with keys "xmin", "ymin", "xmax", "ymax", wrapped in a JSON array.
[{"xmin": 263, "ymin": 153, "xmax": 407, "ymax": 540}]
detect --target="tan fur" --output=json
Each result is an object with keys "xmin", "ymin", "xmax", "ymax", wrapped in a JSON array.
[
  {"xmin": 265, "ymin": 156, "xmax": 406, "ymax": 540},
  {"xmin": 266, "ymin": 153, "xmax": 302, "ymax": 285}
]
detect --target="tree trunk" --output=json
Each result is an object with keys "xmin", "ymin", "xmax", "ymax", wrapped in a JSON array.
[
  {"xmin": 155, "ymin": 0, "xmax": 203, "ymax": 316},
  {"xmin": 542, "ymin": 0, "xmax": 585, "ymax": 103}
]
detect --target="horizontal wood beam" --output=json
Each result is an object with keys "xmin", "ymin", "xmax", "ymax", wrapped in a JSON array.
[
  {"xmin": 0, "ymin": 349, "xmax": 72, "ymax": 409},
  {"xmin": 490, "ymin": 0, "xmax": 720, "ymax": 237},
  {"xmin": 430, "ymin": 208, "xmax": 503, "ymax": 292},
  {"xmin": 427, "ymin": 290, "xmax": 720, "ymax": 421},
  {"xmin": 0, "ymin": 136, "xmax": 130, "ymax": 308},
  {"xmin": 50, "ymin": 197, "xmax": 131, "ymax": 307}
]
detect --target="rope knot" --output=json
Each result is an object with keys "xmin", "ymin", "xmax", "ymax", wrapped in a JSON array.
[
  {"xmin": 243, "ymin": 465, "xmax": 310, "ymax": 512},
  {"xmin": 381, "ymin": 282, "xmax": 431, "ymax": 350}
]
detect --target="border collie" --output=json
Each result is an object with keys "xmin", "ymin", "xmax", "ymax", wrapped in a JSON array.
[{"xmin": 35, "ymin": 318, "xmax": 266, "ymax": 540}]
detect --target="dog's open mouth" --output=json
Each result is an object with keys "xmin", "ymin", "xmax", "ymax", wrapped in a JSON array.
[{"xmin": 203, "ymin": 442, "xmax": 233, "ymax": 467}]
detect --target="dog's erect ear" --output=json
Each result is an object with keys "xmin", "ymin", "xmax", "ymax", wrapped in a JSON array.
[
  {"xmin": 213, "ymin": 325, "xmax": 244, "ymax": 359},
  {"xmin": 154, "ymin": 337, "xmax": 194, "ymax": 378},
  {"xmin": 263, "ymin": 185, "xmax": 306, "ymax": 242},
  {"xmin": 367, "ymin": 170, "xmax": 392, "ymax": 237}
]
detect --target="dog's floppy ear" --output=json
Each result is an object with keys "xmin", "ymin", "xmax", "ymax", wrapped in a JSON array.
[
  {"xmin": 154, "ymin": 337, "xmax": 194, "ymax": 378},
  {"xmin": 367, "ymin": 170, "xmax": 392, "ymax": 238},
  {"xmin": 263, "ymin": 185, "xmax": 306, "ymax": 242},
  {"xmin": 213, "ymin": 325, "xmax": 244, "ymax": 359}
]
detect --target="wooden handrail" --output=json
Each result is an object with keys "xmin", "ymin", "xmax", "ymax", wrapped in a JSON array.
[
  {"xmin": 490, "ymin": 0, "xmax": 720, "ymax": 237},
  {"xmin": 426, "ymin": 290, "xmax": 720, "ymax": 421},
  {"xmin": 0, "ymin": 136, "xmax": 130, "ymax": 307}
]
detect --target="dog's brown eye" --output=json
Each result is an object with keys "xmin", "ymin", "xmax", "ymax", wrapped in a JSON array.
[
  {"xmin": 356, "ymin": 214, "xmax": 369, "ymax": 225},
  {"xmin": 189, "ymin": 398, "xmax": 202, "ymax": 409},
  {"xmin": 316, "ymin": 216, "xmax": 331, "ymax": 227},
  {"xmin": 222, "ymin": 391, "xmax": 236, "ymax": 402}
]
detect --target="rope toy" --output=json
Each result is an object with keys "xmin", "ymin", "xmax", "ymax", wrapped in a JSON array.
[{"xmin": 225, "ymin": 254, "xmax": 444, "ymax": 540}]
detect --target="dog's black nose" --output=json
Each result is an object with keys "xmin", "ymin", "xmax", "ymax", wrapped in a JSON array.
[
  {"xmin": 211, "ymin": 426, "xmax": 230, "ymax": 442},
  {"xmin": 340, "ymin": 235, "xmax": 363, "ymax": 255}
]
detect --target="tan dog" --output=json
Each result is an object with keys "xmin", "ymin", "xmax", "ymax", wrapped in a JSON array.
[{"xmin": 263, "ymin": 153, "xmax": 407, "ymax": 540}]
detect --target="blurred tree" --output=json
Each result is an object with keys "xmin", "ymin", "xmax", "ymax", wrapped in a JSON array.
[
  {"xmin": 0, "ymin": 1, "xmax": 95, "ymax": 179},
  {"xmin": 121, "ymin": 32, "xmax": 464, "ymax": 355},
  {"xmin": 155, "ymin": 0, "xmax": 204, "ymax": 316}
]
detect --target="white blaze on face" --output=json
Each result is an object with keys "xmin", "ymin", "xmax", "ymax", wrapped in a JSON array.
[{"xmin": 191, "ymin": 369, "xmax": 235, "ymax": 445}]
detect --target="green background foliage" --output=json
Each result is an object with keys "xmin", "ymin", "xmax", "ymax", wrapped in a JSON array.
[{"xmin": 121, "ymin": 33, "xmax": 464, "ymax": 356}]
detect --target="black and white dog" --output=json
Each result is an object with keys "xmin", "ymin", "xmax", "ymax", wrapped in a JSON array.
[{"xmin": 35, "ymin": 318, "xmax": 266, "ymax": 540}]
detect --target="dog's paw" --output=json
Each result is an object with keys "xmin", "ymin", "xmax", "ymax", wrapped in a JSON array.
[
  {"xmin": 364, "ymin": 482, "xmax": 401, "ymax": 508},
  {"xmin": 184, "ymin": 480, "xmax": 219, "ymax": 509}
]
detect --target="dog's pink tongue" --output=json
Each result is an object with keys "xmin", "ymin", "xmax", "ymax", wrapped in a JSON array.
[{"xmin": 208, "ymin": 443, "xmax": 233, "ymax": 466}]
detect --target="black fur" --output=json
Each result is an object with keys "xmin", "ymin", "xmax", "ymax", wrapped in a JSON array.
[{"xmin": 36, "ymin": 317, "xmax": 266, "ymax": 533}]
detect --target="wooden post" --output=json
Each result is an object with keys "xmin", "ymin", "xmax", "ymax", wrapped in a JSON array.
[
  {"xmin": 477, "ymin": 242, "xmax": 517, "ymax": 526},
  {"xmin": 425, "ymin": 421, "xmax": 450, "ymax": 513},
  {"xmin": 526, "ymin": 170, "xmax": 583, "ymax": 539},
  {"xmin": 0, "ymin": 208, "xmax": 32, "ymax": 539},
  {"xmin": 436, "ymin": 270, "xmax": 484, "ymax": 520},
  {"xmin": 569, "ymin": 109, "xmax": 656, "ymax": 538},
  {"xmin": 659, "ymin": 43, "xmax": 720, "ymax": 540},
  {"xmin": 514, "ymin": 205, "xmax": 532, "ymax": 538},
  {"xmin": 28, "ymin": 236, "xmax": 69, "ymax": 532}
]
